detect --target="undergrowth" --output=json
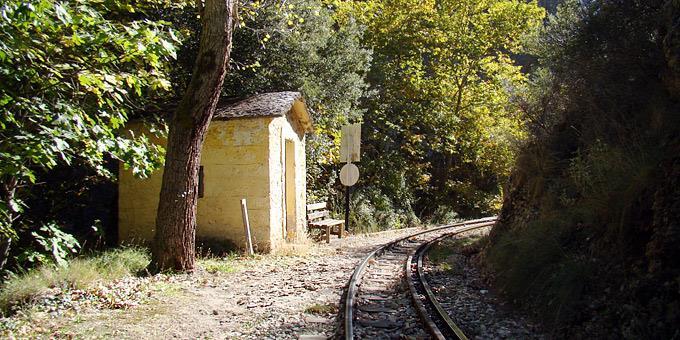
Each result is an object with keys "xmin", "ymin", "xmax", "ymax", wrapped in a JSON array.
[
  {"xmin": 348, "ymin": 188, "xmax": 421, "ymax": 234},
  {"xmin": 485, "ymin": 214, "xmax": 593, "ymax": 325},
  {"xmin": 0, "ymin": 247, "xmax": 149, "ymax": 314},
  {"xmin": 483, "ymin": 0, "xmax": 679, "ymax": 336},
  {"xmin": 486, "ymin": 135, "xmax": 662, "ymax": 326},
  {"xmin": 304, "ymin": 302, "xmax": 337, "ymax": 315},
  {"xmin": 197, "ymin": 254, "xmax": 239, "ymax": 274}
]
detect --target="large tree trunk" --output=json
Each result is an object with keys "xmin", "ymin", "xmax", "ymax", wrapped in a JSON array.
[{"xmin": 151, "ymin": 0, "xmax": 238, "ymax": 272}]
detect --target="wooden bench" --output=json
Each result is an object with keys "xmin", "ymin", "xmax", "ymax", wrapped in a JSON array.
[{"xmin": 307, "ymin": 202, "xmax": 344, "ymax": 243}]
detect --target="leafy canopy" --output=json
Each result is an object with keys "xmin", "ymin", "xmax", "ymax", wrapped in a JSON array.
[
  {"xmin": 220, "ymin": 0, "xmax": 372, "ymax": 200},
  {"xmin": 349, "ymin": 0, "xmax": 544, "ymax": 217},
  {"xmin": 0, "ymin": 0, "xmax": 178, "ymax": 239}
]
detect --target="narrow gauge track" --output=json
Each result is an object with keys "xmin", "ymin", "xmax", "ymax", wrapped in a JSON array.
[
  {"xmin": 343, "ymin": 217, "xmax": 497, "ymax": 340},
  {"xmin": 407, "ymin": 221, "xmax": 495, "ymax": 340}
]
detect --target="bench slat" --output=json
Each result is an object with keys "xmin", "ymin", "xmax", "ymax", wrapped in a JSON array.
[
  {"xmin": 310, "ymin": 219, "xmax": 344, "ymax": 227},
  {"xmin": 307, "ymin": 210, "xmax": 329, "ymax": 221},
  {"xmin": 307, "ymin": 202, "xmax": 327, "ymax": 211}
]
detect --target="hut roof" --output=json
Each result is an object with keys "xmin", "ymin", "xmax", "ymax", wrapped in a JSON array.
[
  {"xmin": 213, "ymin": 92, "xmax": 313, "ymax": 133},
  {"xmin": 215, "ymin": 91, "xmax": 301, "ymax": 118}
]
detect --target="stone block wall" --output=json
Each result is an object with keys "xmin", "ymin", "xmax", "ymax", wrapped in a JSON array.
[{"xmin": 119, "ymin": 118, "xmax": 276, "ymax": 251}]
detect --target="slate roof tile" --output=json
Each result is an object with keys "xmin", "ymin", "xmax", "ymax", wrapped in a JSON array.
[{"xmin": 213, "ymin": 91, "xmax": 303, "ymax": 119}]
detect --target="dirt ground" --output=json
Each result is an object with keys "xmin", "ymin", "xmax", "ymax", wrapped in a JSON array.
[{"xmin": 1, "ymin": 227, "xmax": 426, "ymax": 339}]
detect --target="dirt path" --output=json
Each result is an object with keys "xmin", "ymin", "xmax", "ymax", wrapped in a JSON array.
[{"xmin": 4, "ymin": 228, "xmax": 426, "ymax": 339}]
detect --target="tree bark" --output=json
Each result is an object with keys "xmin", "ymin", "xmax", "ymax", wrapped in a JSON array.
[{"xmin": 151, "ymin": 0, "xmax": 238, "ymax": 272}]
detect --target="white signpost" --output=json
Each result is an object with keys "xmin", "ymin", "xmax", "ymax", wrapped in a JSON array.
[{"xmin": 340, "ymin": 123, "xmax": 361, "ymax": 231}]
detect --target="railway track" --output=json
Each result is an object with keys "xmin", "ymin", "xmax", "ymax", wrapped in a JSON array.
[{"xmin": 343, "ymin": 217, "xmax": 497, "ymax": 340}]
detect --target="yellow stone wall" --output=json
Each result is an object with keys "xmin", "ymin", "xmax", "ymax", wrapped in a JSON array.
[
  {"xmin": 267, "ymin": 115, "xmax": 307, "ymax": 250},
  {"xmin": 118, "ymin": 116, "xmax": 306, "ymax": 252}
]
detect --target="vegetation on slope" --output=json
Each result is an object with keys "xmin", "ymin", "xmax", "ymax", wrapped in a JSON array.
[{"xmin": 483, "ymin": 0, "xmax": 680, "ymax": 337}]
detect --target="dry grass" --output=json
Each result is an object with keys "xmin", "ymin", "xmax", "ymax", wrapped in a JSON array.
[
  {"xmin": 0, "ymin": 247, "xmax": 149, "ymax": 314},
  {"xmin": 273, "ymin": 235, "xmax": 317, "ymax": 257},
  {"xmin": 304, "ymin": 302, "xmax": 337, "ymax": 315}
]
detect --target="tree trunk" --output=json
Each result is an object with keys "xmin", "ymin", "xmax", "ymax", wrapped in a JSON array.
[{"xmin": 151, "ymin": 0, "xmax": 238, "ymax": 272}]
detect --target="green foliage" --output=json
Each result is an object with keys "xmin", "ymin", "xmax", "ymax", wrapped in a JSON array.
[
  {"xmin": 349, "ymin": 187, "xmax": 420, "ymax": 233},
  {"xmin": 485, "ymin": 0, "xmax": 680, "ymax": 336},
  {"xmin": 221, "ymin": 0, "xmax": 371, "ymax": 202},
  {"xmin": 18, "ymin": 223, "xmax": 80, "ymax": 268},
  {"xmin": 352, "ymin": 0, "xmax": 545, "ymax": 219},
  {"xmin": 0, "ymin": 0, "xmax": 179, "ymax": 269},
  {"xmin": 0, "ymin": 247, "xmax": 149, "ymax": 313}
]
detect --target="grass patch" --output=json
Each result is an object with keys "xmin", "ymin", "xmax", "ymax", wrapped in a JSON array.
[
  {"xmin": 437, "ymin": 262, "xmax": 453, "ymax": 272},
  {"xmin": 197, "ymin": 257, "xmax": 238, "ymax": 274},
  {"xmin": 304, "ymin": 303, "xmax": 337, "ymax": 315},
  {"xmin": 428, "ymin": 242, "xmax": 456, "ymax": 264},
  {"xmin": 427, "ymin": 236, "xmax": 482, "ymax": 273},
  {"xmin": 0, "ymin": 247, "xmax": 149, "ymax": 314},
  {"xmin": 485, "ymin": 215, "xmax": 593, "ymax": 325},
  {"xmin": 274, "ymin": 236, "xmax": 316, "ymax": 257},
  {"xmin": 428, "ymin": 236, "xmax": 479, "ymax": 263}
]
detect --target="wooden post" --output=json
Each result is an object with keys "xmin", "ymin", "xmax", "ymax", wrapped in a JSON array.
[{"xmin": 240, "ymin": 199, "xmax": 254, "ymax": 256}]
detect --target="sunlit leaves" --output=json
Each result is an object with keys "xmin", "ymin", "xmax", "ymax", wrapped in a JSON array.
[
  {"xmin": 0, "ymin": 0, "xmax": 178, "ymax": 237},
  {"xmin": 355, "ymin": 0, "xmax": 545, "ymax": 215}
]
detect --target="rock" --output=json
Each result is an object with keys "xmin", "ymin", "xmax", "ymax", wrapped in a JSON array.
[
  {"xmin": 357, "ymin": 318, "xmax": 402, "ymax": 329},
  {"xmin": 358, "ymin": 305, "xmax": 394, "ymax": 313},
  {"xmin": 304, "ymin": 316, "xmax": 331, "ymax": 324},
  {"xmin": 298, "ymin": 335, "xmax": 327, "ymax": 340}
]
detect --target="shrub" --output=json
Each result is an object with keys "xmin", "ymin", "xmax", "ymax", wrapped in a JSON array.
[
  {"xmin": 349, "ymin": 188, "xmax": 420, "ymax": 234},
  {"xmin": 484, "ymin": 0, "xmax": 680, "ymax": 336}
]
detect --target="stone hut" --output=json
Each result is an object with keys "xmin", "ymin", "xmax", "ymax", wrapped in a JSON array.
[{"xmin": 118, "ymin": 92, "xmax": 312, "ymax": 252}]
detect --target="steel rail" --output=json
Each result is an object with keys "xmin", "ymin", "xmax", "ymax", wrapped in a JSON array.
[
  {"xmin": 406, "ymin": 249, "xmax": 447, "ymax": 340},
  {"xmin": 343, "ymin": 217, "xmax": 497, "ymax": 340},
  {"xmin": 408, "ymin": 221, "xmax": 496, "ymax": 340}
]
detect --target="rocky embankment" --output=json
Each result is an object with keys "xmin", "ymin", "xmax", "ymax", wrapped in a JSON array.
[{"xmin": 482, "ymin": 1, "xmax": 680, "ymax": 338}]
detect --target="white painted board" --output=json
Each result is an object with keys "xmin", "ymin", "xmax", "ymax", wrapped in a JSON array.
[
  {"xmin": 340, "ymin": 163, "xmax": 359, "ymax": 186},
  {"xmin": 340, "ymin": 123, "xmax": 361, "ymax": 163}
]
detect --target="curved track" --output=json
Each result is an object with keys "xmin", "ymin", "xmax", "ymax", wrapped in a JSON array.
[
  {"xmin": 407, "ymin": 222, "xmax": 495, "ymax": 339},
  {"xmin": 343, "ymin": 217, "xmax": 496, "ymax": 340}
]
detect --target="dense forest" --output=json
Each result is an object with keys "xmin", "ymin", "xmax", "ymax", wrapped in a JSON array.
[
  {"xmin": 484, "ymin": 0, "xmax": 680, "ymax": 337},
  {"xmin": 0, "ymin": 0, "xmax": 545, "ymax": 271},
  {"xmin": 0, "ymin": 0, "xmax": 678, "ymax": 337}
]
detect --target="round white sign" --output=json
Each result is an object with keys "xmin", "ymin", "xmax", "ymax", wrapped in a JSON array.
[{"xmin": 340, "ymin": 163, "xmax": 360, "ymax": 186}]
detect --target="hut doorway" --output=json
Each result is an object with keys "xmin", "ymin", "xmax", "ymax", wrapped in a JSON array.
[{"xmin": 284, "ymin": 139, "xmax": 296, "ymax": 239}]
